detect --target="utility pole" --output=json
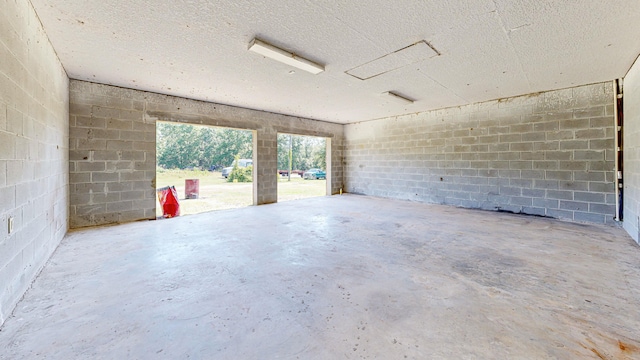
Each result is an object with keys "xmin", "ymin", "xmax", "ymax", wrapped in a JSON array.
[{"xmin": 288, "ymin": 134, "xmax": 292, "ymax": 181}]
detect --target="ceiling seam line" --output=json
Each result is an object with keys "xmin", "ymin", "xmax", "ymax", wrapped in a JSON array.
[{"xmin": 491, "ymin": 0, "xmax": 532, "ymax": 91}]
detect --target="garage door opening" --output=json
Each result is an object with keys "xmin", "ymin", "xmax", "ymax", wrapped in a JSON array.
[
  {"xmin": 277, "ymin": 133, "xmax": 328, "ymax": 203},
  {"xmin": 156, "ymin": 121, "xmax": 254, "ymax": 217}
]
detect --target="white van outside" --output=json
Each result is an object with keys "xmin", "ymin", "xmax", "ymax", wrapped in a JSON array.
[{"xmin": 221, "ymin": 159, "xmax": 253, "ymax": 178}]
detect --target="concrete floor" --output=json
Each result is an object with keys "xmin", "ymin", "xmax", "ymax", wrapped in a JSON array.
[{"xmin": 1, "ymin": 195, "xmax": 639, "ymax": 359}]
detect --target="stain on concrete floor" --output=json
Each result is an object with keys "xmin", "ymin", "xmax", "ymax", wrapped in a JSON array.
[{"xmin": 0, "ymin": 195, "xmax": 639, "ymax": 359}]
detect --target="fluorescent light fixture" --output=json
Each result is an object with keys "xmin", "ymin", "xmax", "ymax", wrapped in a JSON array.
[
  {"xmin": 383, "ymin": 91, "xmax": 414, "ymax": 104},
  {"xmin": 249, "ymin": 38, "xmax": 324, "ymax": 74}
]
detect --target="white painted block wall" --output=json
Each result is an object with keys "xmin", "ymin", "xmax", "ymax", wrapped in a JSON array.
[
  {"xmin": 0, "ymin": 0, "xmax": 69, "ymax": 326},
  {"xmin": 623, "ymin": 57, "xmax": 640, "ymax": 244}
]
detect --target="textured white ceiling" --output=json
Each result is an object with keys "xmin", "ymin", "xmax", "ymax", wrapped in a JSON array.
[{"xmin": 30, "ymin": 0, "xmax": 640, "ymax": 123}]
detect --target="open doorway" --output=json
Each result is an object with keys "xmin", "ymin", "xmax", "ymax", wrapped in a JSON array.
[
  {"xmin": 277, "ymin": 133, "xmax": 328, "ymax": 202},
  {"xmin": 156, "ymin": 121, "xmax": 254, "ymax": 217}
]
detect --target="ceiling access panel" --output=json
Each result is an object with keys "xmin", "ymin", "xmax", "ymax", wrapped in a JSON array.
[{"xmin": 346, "ymin": 40, "xmax": 440, "ymax": 80}]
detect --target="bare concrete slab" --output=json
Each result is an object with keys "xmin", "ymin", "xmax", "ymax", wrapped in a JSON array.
[{"xmin": 1, "ymin": 195, "xmax": 639, "ymax": 359}]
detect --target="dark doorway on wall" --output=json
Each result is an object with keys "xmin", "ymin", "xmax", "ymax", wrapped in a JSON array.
[
  {"xmin": 156, "ymin": 121, "xmax": 254, "ymax": 217},
  {"xmin": 277, "ymin": 133, "xmax": 328, "ymax": 203}
]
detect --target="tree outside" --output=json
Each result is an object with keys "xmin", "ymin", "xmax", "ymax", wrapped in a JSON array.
[
  {"xmin": 157, "ymin": 123, "xmax": 326, "ymax": 173},
  {"xmin": 277, "ymin": 134, "xmax": 326, "ymax": 172},
  {"xmin": 157, "ymin": 122, "xmax": 252, "ymax": 170}
]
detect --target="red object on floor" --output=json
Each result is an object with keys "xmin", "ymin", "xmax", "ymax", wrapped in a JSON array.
[
  {"xmin": 157, "ymin": 186, "xmax": 180, "ymax": 218},
  {"xmin": 185, "ymin": 179, "xmax": 199, "ymax": 199}
]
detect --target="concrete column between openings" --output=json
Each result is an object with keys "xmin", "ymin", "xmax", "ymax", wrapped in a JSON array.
[
  {"xmin": 254, "ymin": 128, "xmax": 278, "ymax": 205},
  {"xmin": 252, "ymin": 129, "xmax": 258, "ymax": 206},
  {"xmin": 326, "ymin": 137, "xmax": 332, "ymax": 196}
]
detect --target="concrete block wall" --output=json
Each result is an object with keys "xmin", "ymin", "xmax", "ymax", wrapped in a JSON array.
[
  {"xmin": 69, "ymin": 81, "xmax": 156, "ymax": 228},
  {"xmin": 623, "ymin": 57, "xmax": 640, "ymax": 244},
  {"xmin": 69, "ymin": 80, "xmax": 344, "ymax": 223},
  {"xmin": 345, "ymin": 82, "xmax": 616, "ymax": 224},
  {"xmin": 255, "ymin": 128, "xmax": 279, "ymax": 204},
  {"xmin": 0, "ymin": 0, "xmax": 69, "ymax": 326}
]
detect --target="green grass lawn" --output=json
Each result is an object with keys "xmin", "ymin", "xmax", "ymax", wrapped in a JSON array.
[
  {"xmin": 156, "ymin": 169, "xmax": 326, "ymax": 217},
  {"xmin": 277, "ymin": 175, "xmax": 327, "ymax": 201}
]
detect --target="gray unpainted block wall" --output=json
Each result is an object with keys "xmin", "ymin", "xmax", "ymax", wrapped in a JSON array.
[
  {"xmin": 623, "ymin": 57, "xmax": 640, "ymax": 244},
  {"xmin": 69, "ymin": 80, "xmax": 344, "ymax": 228},
  {"xmin": 0, "ymin": 0, "xmax": 69, "ymax": 325},
  {"xmin": 345, "ymin": 82, "xmax": 617, "ymax": 224},
  {"xmin": 69, "ymin": 82, "xmax": 156, "ymax": 228}
]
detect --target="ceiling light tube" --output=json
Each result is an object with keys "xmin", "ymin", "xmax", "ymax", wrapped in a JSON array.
[
  {"xmin": 383, "ymin": 91, "xmax": 414, "ymax": 104},
  {"xmin": 249, "ymin": 38, "xmax": 324, "ymax": 74}
]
